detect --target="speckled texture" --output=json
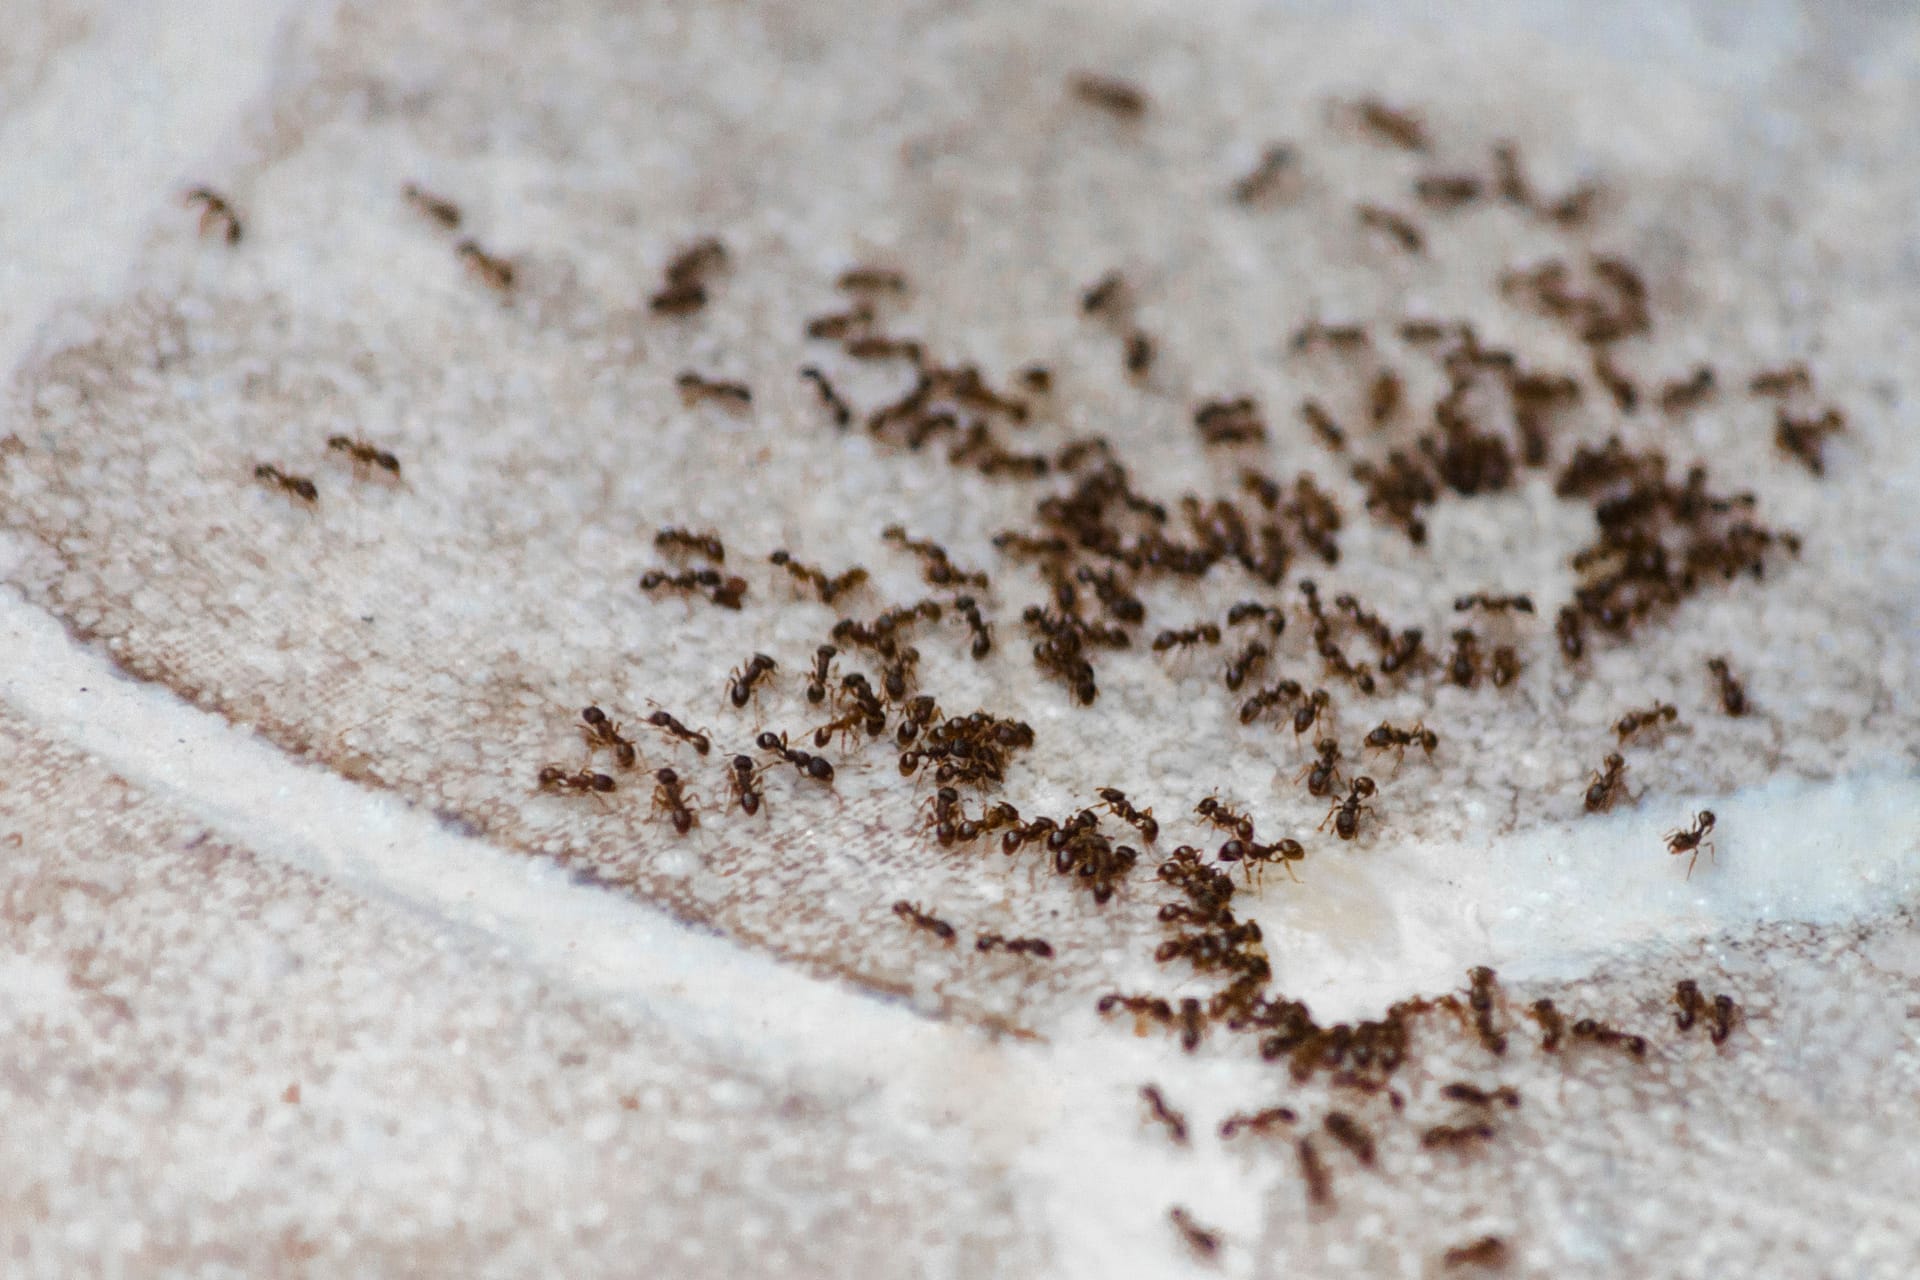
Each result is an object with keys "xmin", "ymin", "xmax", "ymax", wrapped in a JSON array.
[{"xmin": 2, "ymin": 0, "xmax": 1919, "ymax": 1275}]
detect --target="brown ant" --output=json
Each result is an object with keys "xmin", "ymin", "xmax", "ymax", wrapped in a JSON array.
[
  {"xmin": 650, "ymin": 767, "xmax": 699, "ymax": 834},
  {"xmin": 1489, "ymin": 646, "xmax": 1520, "ymax": 688},
  {"xmin": 254, "ymin": 463, "xmax": 317, "ymax": 504},
  {"xmin": 1414, "ymin": 174, "xmax": 1482, "ymax": 208},
  {"xmin": 1664, "ymin": 810, "xmax": 1716, "ymax": 877},
  {"xmin": 1709, "ymin": 994, "xmax": 1739, "ymax": 1045},
  {"xmin": 1422, "ymin": 1123, "xmax": 1496, "ymax": 1152},
  {"xmin": 1776, "ymin": 407, "xmax": 1845, "ymax": 475},
  {"xmin": 402, "ymin": 182, "xmax": 461, "ymax": 230},
  {"xmin": 892, "ymin": 900, "xmax": 955, "ymax": 943},
  {"xmin": 1296, "ymin": 1137, "xmax": 1334, "ymax": 1207},
  {"xmin": 953, "ymin": 595, "xmax": 993, "ymax": 660},
  {"xmin": 1123, "ymin": 330, "xmax": 1155, "ymax": 378},
  {"xmin": 1468, "ymin": 965, "xmax": 1507, "ymax": 1054},
  {"xmin": 1195, "ymin": 796, "xmax": 1256, "ymax": 842},
  {"xmin": 536, "ymin": 764, "xmax": 615, "ymax": 797},
  {"xmin": 675, "ymin": 371, "xmax": 752, "ymax": 411},
  {"xmin": 975, "ymin": 933, "xmax": 1053, "ymax": 958},
  {"xmin": 1298, "ymin": 738, "xmax": 1343, "ymax": 798},
  {"xmin": 727, "ymin": 653, "xmax": 777, "ymax": 708},
  {"xmin": 654, "ymin": 527, "xmax": 725, "ymax": 563},
  {"xmin": 805, "ymin": 645, "xmax": 837, "ymax": 705},
  {"xmin": 1081, "ymin": 271, "xmax": 1130, "ymax": 316},
  {"xmin": 1439, "ymin": 1083, "xmax": 1521, "ymax": 1109},
  {"xmin": 1225, "ymin": 601, "xmax": 1286, "ymax": 635},
  {"xmin": 798, "ymin": 366, "xmax": 852, "ymax": 427},
  {"xmin": 1592, "ymin": 346, "xmax": 1638, "ymax": 413},
  {"xmin": 1223, "ymin": 640, "xmax": 1270, "ymax": 692},
  {"xmin": 1570, "ymin": 1017, "xmax": 1648, "ymax": 1059},
  {"xmin": 1239, "ymin": 679, "xmax": 1303, "ymax": 725},
  {"xmin": 1583, "ymin": 753, "xmax": 1630, "ymax": 813},
  {"xmin": 1442, "ymin": 1237, "xmax": 1508, "ymax": 1270},
  {"xmin": 844, "ymin": 334, "xmax": 924, "ymax": 364},
  {"xmin": 1706, "ymin": 657, "xmax": 1749, "ymax": 716},
  {"xmin": 804, "ymin": 303, "xmax": 873, "ymax": 340},
  {"xmin": 1290, "ymin": 319, "xmax": 1369, "ymax": 353},
  {"xmin": 757, "ymin": 730, "xmax": 835, "ymax": 783},
  {"xmin": 646, "ymin": 709, "xmax": 711, "ymax": 756},
  {"xmin": 1555, "ymin": 606, "xmax": 1585, "ymax": 661},
  {"xmin": 1749, "ymin": 362, "xmax": 1812, "ymax": 397},
  {"xmin": 1167, "ymin": 1207, "xmax": 1220, "ymax": 1261},
  {"xmin": 1448, "ymin": 629, "xmax": 1481, "ymax": 687},
  {"xmin": 650, "ymin": 237, "xmax": 726, "ymax": 314},
  {"xmin": 1614, "ymin": 701, "xmax": 1678, "ymax": 742},
  {"xmin": 327, "ymin": 435, "xmax": 401, "ymax": 478},
  {"xmin": 1357, "ymin": 204, "xmax": 1424, "ymax": 253},
  {"xmin": 769, "ymin": 550, "xmax": 869, "ymax": 604},
  {"xmin": 725, "ymin": 754, "xmax": 767, "ymax": 817},
  {"xmin": 1217, "ymin": 836, "xmax": 1304, "ymax": 884},
  {"xmin": 836, "ymin": 266, "xmax": 907, "ymax": 294},
  {"xmin": 1300, "ymin": 399, "xmax": 1346, "ymax": 451},
  {"xmin": 1097, "ymin": 788, "xmax": 1158, "ymax": 843},
  {"xmin": 639, "ymin": 567, "xmax": 747, "ymax": 610},
  {"xmin": 1364, "ymin": 720, "xmax": 1437, "ymax": 762},
  {"xmin": 1658, "ymin": 365, "xmax": 1716, "ymax": 413},
  {"xmin": 1152, "ymin": 623, "xmax": 1222, "ymax": 652},
  {"xmin": 1319, "ymin": 777, "xmax": 1375, "ymax": 841},
  {"xmin": 1140, "ymin": 1085, "xmax": 1189, "ymax": 1145},
  {"xmin": 580, "ymin": 706, "xmax": 638, "ymax": 769},
  {"xmin": 1351, "ymin": 97, "xmax": 1429, "ymax": 151},
  {"xmin": 183, "ymin": 187, "xmax": 243, "ymax": 244},
  {"xmin": 1194, "ymin": 396, "xmax": 1267, "ymax": 446},
  {"xmin": 1528, "ymin": 998, "xmax": 1566, "ymax": 1052},
  {"xmin": 1369, "ymin": 370, "xmax": 1403, "ymax": 427},
  {"xmin": 1070, "ymin": 72, "xmax": 1147, "ymax": 119},
  {"xmin": 1454, "ymin": 593, "xmax": 1533, "ymax": 614},
  {"xmin": 456, "ymin": 239, "xmax": 514, "ymax": 292},
  {"xmin": 1231, "ymin": 144, "xmax": 1295, "ymax": 204},
  {"xmin": 1219, "ymin": 1106, "xmax": 1296, "ymax": 1139},
  {"xmin": 1322, "ymin": 1112, "xmax": 1375, "ymax": 1166},
  {"xmin": 1293, "ymin": 688, "xmax": 1331, "ymax": 738}
]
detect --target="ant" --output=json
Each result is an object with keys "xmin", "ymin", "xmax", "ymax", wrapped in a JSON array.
[
  {"xmin": 805, "ymin": 645, "xmax": 836, "ymax": 705},
  {"xmin": 1422, "ymin": 1123, "xmax": 1496, "ymax": 1152},
  {"xmin": 1223, "ymin": 641, "xmax": 1270, "ymax": 692},
  {"xmin": 1097, "ymin": 788, "xmax": 1158, "ymax": 843},
  {"xmin": 1300, "ymin": 399, "xmax": 1346, "ymax": 451},
  {"xmin": 1439, "ymin": 1083, "xmax": 1521, "ymax": 1109},
  {"xmin": 1369, "ymin": 370, "xmax": 1403, "ymax": 427},
  {"xmin": 654, "ymin": 527, "xmax": 725, "ymax": 563},
  {"xmin": 646, "ymin": 709, "xmax": 711, "ymax": 755},
  {"xmin": 1298, "ymin": 738, "xmax": 1343, "ymax": 797},
  {"xmin": 456, "ymin": 239, "xmax": 514, "ymax": 292},
  {"xmin": 326, "ymin": 435, "xmax": 401, "ymax": 478},
  {"xmin": 1708, "ymin": 994, "xmax": 1739, "ymax": 1045},
  {"xmin": 639, "ymin": 567, "xmax": 744, "ymax": 610},
  {"xmin": 1528, "ymin": 998, "xmax": 1566, "ymax": 1052},
  {"xmin": 1151, "ymin": 623, "xmax": 1221, "ymax": 652},
  {"xmin": 1664, "ymin": 810, "xmax": 1716, "ymax": 877},
  {"xmin": 975, "ymin": 933, "xmax": 1053, "ymax": 958},
  {"xmin": 798, "ymin": 366, "xmax": 852, "ymax": 427},
  {"xmin": 769, "ymin": 550, "xmax": 869, "ymax": 604},
  {"xmin": 1468, "ymin": 965, "xmax": 1507, "ymax": 1054},
  {"xmin": 1322, "ymin": 1112, "xmax": 1375, "ymax": 1166},
  {"xmin": 1293, "ymin": 688, "xmax": 1331, "ymax": 738},
  {"xmin": 1123, "ymin": 329, "xmax": 1154, "ymax": 378},
  {"xmin": 651, "ymin": 237, "xmax": 727, "ymax": 314},
  {"xmin": 1167, "ymin": 1208, "xmax": 1220, "ymax": 1261},
  {"xmin": 1614, "ymin": 701, "xmax": 1679, "ymax": 742},
  {"xmin": 183, "ymin": 187, "xmax": 242, "ymax": 244},
  {"xmin": 1658, "ymin": 365, "xmax": 1716, "ymax": 413},
  {"xmin": 1453, "ymin": 593, "xmax": 1533, "ymax": 614},
  {"xmin": 836, "ymin": 266, "xmax": 907, "ymax": 293},
  {"xmin": 1225, "ymin": 601, "xmax": 1286, "ymax": 635},
  {"xmin": 1583, "ymin": 753, "xmax": 1631, "ymax": 813},
  {"xmin": 1239, "ymin": 679, "xmax": 1302, "ymax": 725},
  {"xmin": 1706, "ymin": 657, "xmax": 1749, "ymax": 716},
  {"xmin": 1448, "ymin": 629, "xmax": 1482, "ymax": 687},
  {"xmin": 953, "ymin": 595, "xmax": 993, "ymax": 660},
  {"xmin": 580, "ymin": 706, "xmax": 638, "ymax": 768},
  {"xmin": 536, "ymin": 764, "xmax": 615, "ymax": 797},
  {"xmin": 1357, "ymin": 204, "xmax": 1424, "ymax": 253},
  {"xmin": 1069, "ymin": 72, "xmax": 1147, "ymax": 119},
  {"xmin": 402, "ymin": 182, "xmax": 461, "ymax": 230},
  {"xmin": 1296, "ymin": 1137, "xmax": 1334, "ymax": 1207},
  {"xmin": 1140, "ymin": 1085, "xmax": 1189, "ymax": 1145},
  {"xmin": 1364, "ymin": 721, "xmax": 1437, "ymax": 762},
  {"xmin": 1219, "ymin": 1106, "xmax": 1296, "ymax": 1139},
  {"xmin": 1195, "ymin": 796, "xmax": 1256, "ymax": 842},
  {"xmin": 1749, "ymin": 362, "xmax": 1812, "ymax": 397},
  {"xmin": 1442, "ymin": 1237, "xmax": 1508, "ymax": 1270},
  {"xmin": 725, "ymin": 754, "xmax": 767, "ymax": 817},
  {"xmin": 1556, "ymin": 605, "xmax": 1585, "ymax": 661},
  {"xmin": 650, "ymin": 768, "xmax": 699, "ymax": 834},
  {"xmin": 1290, "ymin": 319, "xmax": 1369, "ymax": 353},
  {"xmin": 1218, "ymin": 836, "xmax": 1304, "ymax": 884},
  {"xmin": 1414, "ymin": 173, "xmax": 1482, "ymax": 208},
  {"xmin": 728, "ymin": 653, "xmax": 777, "ymax": 708},
  {"xmin": 1320, "ymin": 777, "xmax": 1376, "ymax": 841},
  {"xmin": 675, "ymin": 371, "xmax": 752, "ymax": 411},
  {"xmin": 892, "ymin": 900, "xmax": 955, "ymax": 943},
  {"xmin": 1570, "ymin": 1017, "xmax": 1648, "ymax": 1059},
  {"xmin": 254, "ymin": 463, "xmax": 317, "ymax": 504},
  {"xmin": 1231, "ymin": 144, "xmax": 1295, "ymax": 204},
  {"xmin": 757, "ymin": 730, "xmax": 835, "ymax": 783},
  {"xmin": 1489, "ymin": 646, "xmax": 1520, "ymax": 688},
  {"xmin": 1351, "ymin": 97, "xmax": 1429, "ymax": 151}
]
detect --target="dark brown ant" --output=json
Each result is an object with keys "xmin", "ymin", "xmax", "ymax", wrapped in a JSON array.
[
  {"xmin": 1097, "ymin": 788, "xmax": 1158, "ymax": 843},
  {"xmin": 798, "ymin": 366, "xmax": 852, "ymax": 427},
  {"xmin": 1528, "ymin": 998, "xmax": 1566, "ymax": 1052},
  {"xmin": 1322, "ymin": 1112, "xmax": 1375, "ymax": 1166},
  {"xmin": 1096, "ymin": 992, "xmax": 1174, "ymax": 1029},
  {"xmin": 1664, "ymin": 810, "xmax": 1716, "ymax": 878},
  {"xmin": 183, "ymin": 187, "xmax": 243, "ymax": 244},
  {"xmin": 254, "ymin": 463, "xmax": 317, "ymax": 504},
  {"xmin": 1369, "ymin": 370, "xmax": 1403, "ymax": 428},
  {"xmin": 646, "ymin": 709, "xmax": 711, "ymax": 756},
  {"xmin": 1225, "ymin": 601, "xmax": 1286, "ymax": 635},
  {"xmin": 1570, "ymin": 1017, "xmax": 1648, "ymax": 1059},
  {"xmin": 1749, "ymin": 362, "xmax": 1812, "ymax": 397},
  {"xmin": 1300, "ymin": 399, "xmax": 1346, "ymax": 451},
  {"xmin": 650, "ymin": 767, "xmax": 699, "ymax": 834},
  {"xmin": 1152, "ymin": 623, "xmax": 1222, "ymax": 652},
  {"xmin": 1167, "ymin": 1207, "xmax": 1220, "ymax": 1261},
  {"xmin": 1672, "ymin": 979, "xmax": 1705, "ymax": 1032},
  {"xmin": 1231, "ymin": 144, "xmax": 1295, "ymax": 204},
  {"xmin": 836, "ymin": 266, "xmax": 907, "ymax": 294},
  {"xmin": 1439, "ymin": 1082, "xmax": 1521, "ymax": 1109},
  {"xmin": 1239, "ymin": 679, "xmax": 1303, "ymax": 725},
  {"xmin": 650, "ymin": 237, "xmax": 725, "ymax": 313},
  {"xmin": 844, "ymin": 334, "xmax": 925, "ymax": 364},
  {"xmin": 1357, "ymin": 204, "xmax": 1424, "ymax": 253},
  {"xmin": 402, "ymin": 182, "xmax": 461, "ymax": 230},
  {"xmin": 805, "ymin": 645, "xmax": 836, "ymax": 705},
  {"xmin": 1140, "ymin": 1085, "xmax": 1189, "ymax": 1145},
  {"xmin": 1454, "ymin": 593, "xmax": 1533, "ymax": 614},
  {"xmin": 892, "ymin": 900, "xmax": 955, "ymax": 943},
  {"xmin": 1364, "ymin": 720, "xmax": 1437, "ymax": 762},
  {"xmin": 1351, "ymin": 97, "xmax": 1429, "ymax": 151},
  {"xmin": 1489, "ymin": 646, "xmax": 1520, "ymax": 688},
  {"xmin": 725, "ymin": 754, "xmax": 767, "ymax": 817},
  {"xmin": 1398, "ymin": 318, "xmax": 1451, "ymax": 343},
  {"xmin": 1291, "ymin": 319, "xmax": 1369, "ymax": 353},
  {"xmin": 1080, "ymin": 271, "xmax": 1130, "ymax": 316},
  {"xmin": 1658, "ymin": 365, "xmax": 1716, "ymax": 413},
  {"xmin": 1298, "ymin": 738, "xmax": 1343, "ymax": 798},
  {"xmin": 1193, "ymin": 396, "xmax": 1267, "ymax": 446},
  {"xmin": 580, "ymin": 706, "xmax": 638, "ymax": 769},
  {"xmin": 1217, "ymin": 836, "xmax": 1304, "ymax": 884},
  {"xmin": 1219, "ymin": 1106, "xmax": 1296, "ymax": 1139},
  {"xmin": 676, "ymin": 371, "xmax": 752, "ymax": 411},
  {"xmin": 1467, "ymin": 965, "xmax": 1507, "ymax": 1055},
  {"xmin": 456, "ymin": 239, "xmax": 514, "ymax": 292},
  {"xmin": 1615, "ymin": 701, "xmax": 1678, "ymax": 742},
  {"xmin": 1776, "ymin": 406, "xmax": 1845, "ymax": 475},
  {"xmin": 953, "ymin": 595, "xmax": 993, "ymax": 660},
  {"xmin": 804, "ymin": 303, "xmax": 872, "ymax": 340},
  {"xmin": 1195, "ymin": 796, "xmax": 1256, "ymax": 842},
  {"xmin": 728, "ymin": 653, "xmax": 777, "ymax": 708},
  {"xmin": 769, "ymin": 550, "xmax": 869, "ymax": 604},
  {"xmin": 975, "ymin": 933, "xmax": 1053, "ymax": 958},
  {"xmin": 1320, "ymin": 777, "xmax": 1375, "ymax": 841},
  {"xmin": 1448, "ymin": 629, "xmax": 1481, "ymax": 687},
  {"xmin": 1414, "ymin": 174, "xmax": 1482, "ymax": 208},
  {"xmin": 1709, "ymin": 994, "xmax": 1739, "ymax": 1045},
  {"xmin": 327, "ymin": 435, "xmax": 401, "ymax": 478},
  {"xmin": 1123, "ymin": 329, "xmax": 1155, "ymax": 378},
  {"xmin": 1223, "ymin": 641, "xmax": 1270, "ymax": 692},
  {"xmin": 1584, "ymin": 752, "xmax": 1630, "ymax": 814},
  {"xmin": 654, "ymin": 527, "xmax": 725, "ymax": 563},
  {"xmin": 1422, "ymin": 1122, "xmax": 1498, "ymax": 1154},
  {"xmin": 638, "ymin": 567, "xmax": 747, "ymax": 610},
  {"xmin": 1296, "ymin": 1136, "xmax": 1334, "ymax": 1207},
  {"xmin": 1592, "ymin": 346, "xmax": 1638, "ymax": 413},
  {"xmin": 1293, "ymin": 688, "xmax": 1330, "ymax": 738},
  {"xmin": 1706, "ymin": 657, "xmax": 1749, "ymax": 716},
  {"xmin": 1442, "ymin": 1237, "xmax": 1508, "ymax": 1270},
  {"xmin": 1070, "ymin": 72, "xmax": 1147, "ymax": 119},
  {"xmin": 1555, "ymin": 605, "xmax": 1585, "ymax": 661},
  {"xmin": 757, "ymin": 730, "xmax": 835, "ymax": 784},
  {"xmin": 536, "ymin": 764, "xmax": 615, "ymax": 797}
]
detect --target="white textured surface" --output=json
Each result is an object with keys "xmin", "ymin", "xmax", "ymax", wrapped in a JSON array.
[{"xmin": 3, "ymin": 1, "xmax": 1919, "ymax": 1276}]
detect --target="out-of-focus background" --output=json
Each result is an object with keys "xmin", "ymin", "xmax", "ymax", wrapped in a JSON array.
[{"xmin": 2, "ymin": 1, "xmax": 1918, "ymax": 1276}]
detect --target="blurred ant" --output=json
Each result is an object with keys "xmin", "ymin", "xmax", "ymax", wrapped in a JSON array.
[
  {"xmin": 1706, "ymin": 657, "xmax": 1748, "ymax": 716},
  {"xmin": 1140, "ymin": 1085, "xmax": 1189, "ymax": 1145},
  {"xmin": 1664, "ymin": 810, "xmax": 1716, "ymax": 877},
  {"xmin": 1357, "ymin": 204, "xmax": 1423, "ymax": 253},
  {"xmin": 1442, "ymin": 1237, "xmax": 1508, "ymax": 1269},
  {"xmin": 799, "ymin": 366, "xmax": 852, "ymax": 427},
  {"xmin": 1489, "ymin": 646, "xmax": 1520, "ymax": 688},
  {"xmin": 1070, "ymin": 72, "xmax": 1147, "ymax": 119},
  {"xmin": 975, "ymin": 932, "xmax": 1053, "ymax": 958},
  {"xmin": 676, "ymin": 371, "xmax": 752, "ymax": 411},
  {"xmin": 837, "ymin": 266, "xmax": 907, "ymax": 293},
  {"xmin": 254, "ymin": 463, "xmax": 317, "ymax": 504},
  {"xmin": 1583, "ymin": 753, "xmax": 1630, "ymax": 813},
  {"xmin": 654, "ymin": 527, "xmax": 725, "ymax": 563},
  {"xmin": 1223, "ymin": 640, "xmax": 1270, "ymax": 692},
  {"xmin": 1320, "ymin": 777, "xmax": 1375, "ymax": 841},
  {"xmin": 327, "ymin": 435, "xmax": 401, "ymax": 478},
  {"xmin": 1453, "ymin": 593, "xmax": 1533, "ymax": 614},
  {"xmin": 1614, "ymin": 701, "xmax": 1678, "ymax": 742},
  {"xmin": 1231, "ymin": 144, "xmax": 1295, "ymax": 204},
  {"xmin": 1152, "ymin": 623, "xmax": 1221, "ymax": 652},
  {"xmin": 1422, "ymin": 1122, "xmax": 1497, "ymax": 1152},
  {"xmin": 456, "ymin": 239, "xmax": 514, "ymax": 292},
  {"xmin": 1296, "ymin": 1137, "xmax": 1333, "ymax": 1207},
  {"xmin": 892, "ymin": 900, "xmax": 955, "ymax": 942},
  {"xmin": 1439, "ymin": 1083, "xmax": 1520, "ymax": 1109},
  {"xmin": 1219, "ymin": 1106, "xmax": 1296, "ymax": 1139},
  {"xmin": 1322, "ymin": 1112, "xmax": 1375, "ymax": 1166},
  {"xmin": 1351, "ymin": 97, "xmax": 1429, "ymax": 151},
  {"xmin": 402, "ymin": 182, "xmax": 461, "ymax": 230},
  {"xmin": 183, "ymin": 187, "xmax": 242, "ymax": 244},
  {"xmin": 1167, "ymin": 1208, "xmax": 1220, "ymax": 1261}
]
